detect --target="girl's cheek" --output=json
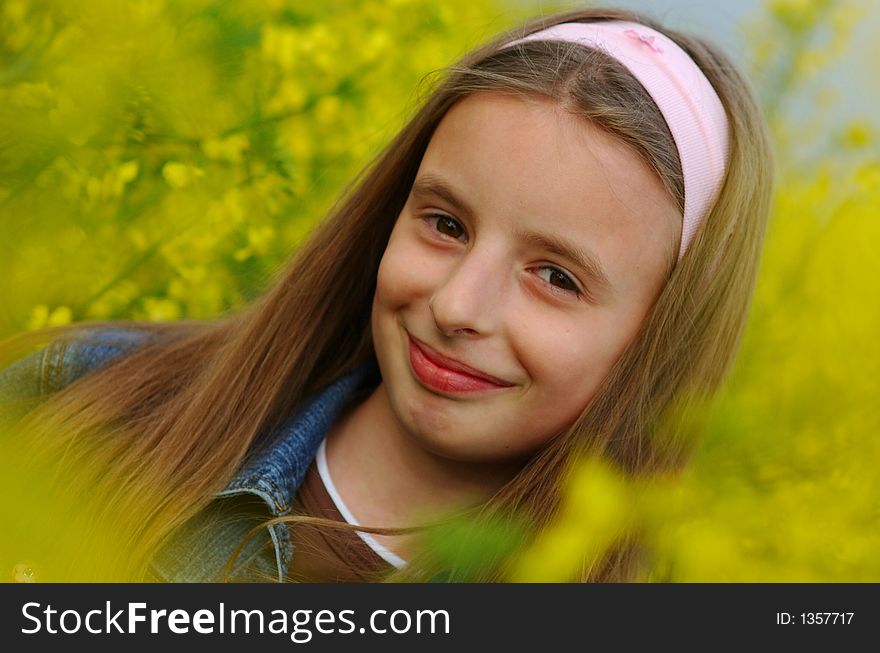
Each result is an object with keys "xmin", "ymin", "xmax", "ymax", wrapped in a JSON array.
[
  {"xmin": 376, "ymin": 244, "xmax": 428, "ymax": 307},
  {"xmin": 380, "ymin": 236, "xmax": 449, "ymax": 302}
]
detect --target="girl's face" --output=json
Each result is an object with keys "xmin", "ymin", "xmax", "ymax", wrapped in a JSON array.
[{"xmin": 371, "ymin": 91, "xmax": 680, "ymax": 463}]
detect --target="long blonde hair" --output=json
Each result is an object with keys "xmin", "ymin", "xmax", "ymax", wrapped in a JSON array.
[{"xmin": 1, "ymin": 6, "xmax": 773, "ymax": 582}]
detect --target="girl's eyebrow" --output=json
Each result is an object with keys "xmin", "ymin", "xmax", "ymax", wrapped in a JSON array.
[
  {"xmin": 410, "ymin": 174, "xmax": 614, "ymax": 296},
  {"xmin": 411, "ymin": 174, "xmax": 475, "ymax": 218}
]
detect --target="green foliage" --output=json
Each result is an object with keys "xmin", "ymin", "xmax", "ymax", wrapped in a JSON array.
[{"xmin": 422, "ymin": 512, "xmax": 529, "ymax": 582}]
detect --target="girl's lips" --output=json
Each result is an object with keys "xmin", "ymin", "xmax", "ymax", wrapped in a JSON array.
[{"xmin": 407, "ymin": 334, "xmax": 514, "ymax": 394}]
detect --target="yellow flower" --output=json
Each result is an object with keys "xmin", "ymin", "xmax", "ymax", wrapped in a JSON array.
[
  {"xmin": 48, "ymin": 306, "xmax": 73, "ymax": 327},
  {"xmin": 202, "ymin": 135, "xmax": 250, "ymax": 163},
  {"xmin": 142, "ymin": 297, "xmax": 181, "ymax": 322},
  {"xmin": 509, "ymin": 456, "xmax": 634, "ymax": 582},
  {"xmin": 842, "ymin": 122, "xmax": 872, "ymax": 150},
  {"xmin": 162, "ymin": 162, "xmax": 204, "ymax": 189}
]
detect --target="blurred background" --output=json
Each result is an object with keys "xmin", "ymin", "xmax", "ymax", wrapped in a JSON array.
[{"xmin": 0, "ymin": 0, "xmax": 877, "ymax": 581}]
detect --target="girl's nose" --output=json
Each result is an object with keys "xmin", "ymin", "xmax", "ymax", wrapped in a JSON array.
[{"xmin": 429, "ymin": 247, "xmax": 504, "ymax": 338}]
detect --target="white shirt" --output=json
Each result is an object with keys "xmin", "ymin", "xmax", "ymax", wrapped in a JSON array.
[{"xmin": 316, "ymin": 438, "xmax": 407, "ymax": 569}]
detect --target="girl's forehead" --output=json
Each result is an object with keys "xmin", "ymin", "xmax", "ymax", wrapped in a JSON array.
[
  {"xmin": 425, "ymin": 93, "xmax": 667, "ymax": 217},
  {"xmin": 416, "ymin": 92, "xmax": 681, "ymax": 288}
]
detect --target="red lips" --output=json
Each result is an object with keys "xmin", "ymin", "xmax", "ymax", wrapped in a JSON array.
[{"xmin": 407, "ymin": 333, "xmax": 515, "ymax": 393}]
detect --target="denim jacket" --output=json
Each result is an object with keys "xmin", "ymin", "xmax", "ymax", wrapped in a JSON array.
[{"xmin": 0, "ymin": 327, "xmax": 380, "ymax": 582}]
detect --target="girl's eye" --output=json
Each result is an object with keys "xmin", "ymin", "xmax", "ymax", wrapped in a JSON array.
[
  {"xmin": 535, "ymin": 267, "xmax": 582, "ymax": 298},
  {"xmin": 420, "ymin": 214, "xmax": 583, "ymax": 300},
  {"xmin": 423, "ymin": 214, "xmax": 467, "ymax": 242}
]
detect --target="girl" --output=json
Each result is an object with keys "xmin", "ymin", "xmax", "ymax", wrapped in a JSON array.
[{"xmin": 0, "ymin": 5, "xmax": 773, "ymax": 583}]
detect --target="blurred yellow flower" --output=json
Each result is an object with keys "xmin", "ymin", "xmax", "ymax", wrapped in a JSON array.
[
  {"xmin": 141, "ymin": 297, "xmax": 181, "ymax": 322},
  {"xmin": 842, "ymin": 122, "xmax": 873, "ymax": 149},
  {"xmin": 27, "ymin": 305, "xmax": 73, "ymax": 330},
  {"xmin": 202, "ymin": 135, "xmax": 250, "ymax": 164},
  {"xmin": 162, "ymin": 162, "xmax": 205, "ymax": 189},
  {"xmin": 509, "ymin": 457, "xmax": 635, "ymax": 582}
]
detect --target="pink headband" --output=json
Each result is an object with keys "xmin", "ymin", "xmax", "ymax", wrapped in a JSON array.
[{"xmin": 503, "ymin": 21, "xmax": 730, "ymax": 261}]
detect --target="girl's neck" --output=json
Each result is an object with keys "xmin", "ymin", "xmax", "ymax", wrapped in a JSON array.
[{"xmin": 323, "ymin": 382, "xmax": 522, "ymax": 560}]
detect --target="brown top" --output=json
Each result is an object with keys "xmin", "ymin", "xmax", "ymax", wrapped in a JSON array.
[{"xmin": 286, "ymin": 455, "xmax": 396, "ymax": 583}]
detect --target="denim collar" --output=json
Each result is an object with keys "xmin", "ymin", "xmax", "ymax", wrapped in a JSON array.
[
  {"xmin": 220, "ymin": 358, "xmax": 380, "ymax": 515},
  {"xmin": 149, "ymin": 358, "xmax": 381, "ymax": 582}
]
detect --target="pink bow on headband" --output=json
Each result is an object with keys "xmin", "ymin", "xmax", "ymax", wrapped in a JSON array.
[{"xmin": 624, "ymin": 28, "xmax": 664, "ymax": 53}]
